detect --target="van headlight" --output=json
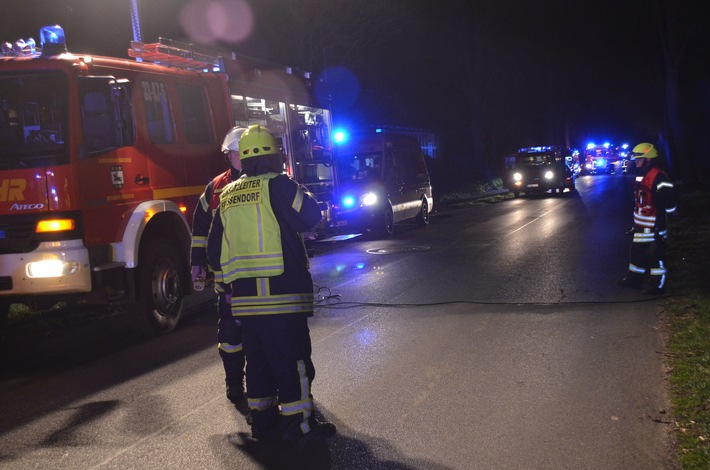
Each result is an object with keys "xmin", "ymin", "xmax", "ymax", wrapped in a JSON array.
[
  {"xmin": 544, "ymin": 171, "xmax": 554, "ymax": 179},
  {"xmin": 362, "ymin": 192, "xmax": 378, "ymax": 206}
]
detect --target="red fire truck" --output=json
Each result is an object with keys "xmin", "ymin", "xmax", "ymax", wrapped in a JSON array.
[{"xmin": 0, "ymin": 26, "xmax": 335, "ymax": 333}]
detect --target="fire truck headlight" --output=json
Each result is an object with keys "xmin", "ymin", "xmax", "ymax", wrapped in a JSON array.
[
  {"xmin": 513, "ymin": 172, "xmax": 522, "ymax": 182},
  {"xmin": 545, "ymin": 171, "xmax": 554, "ymax": 180},
  {"xmin": 26, "ymin": 259, "xmax": 79, "ymax": 278},
  {"xmin": 362, "ymin": 192, "xmax": 378, "ymax": 206}
]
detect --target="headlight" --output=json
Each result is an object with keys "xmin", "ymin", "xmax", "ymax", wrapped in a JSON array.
[
  {"xmin": 544, "ymin": 171, "xmax": 554, "ymax": 179},
  {"xmin": 362, "ymin": 192, "xmax": 378, "ymax": 206},
  {"xmin": 513, "ymin": 172, "xmax": 522, "ymax": 181},
  {"xmin": 26, "ymin": 259, "xmax": 79, "ymax": 278}
]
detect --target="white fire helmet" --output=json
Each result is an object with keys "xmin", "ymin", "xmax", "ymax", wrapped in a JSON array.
[{"xmin": 221, "ymin": 126, "xmax": 247, "ymax": 153}]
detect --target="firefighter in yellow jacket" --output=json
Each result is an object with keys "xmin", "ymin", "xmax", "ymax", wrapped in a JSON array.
[{"xmin": 207, "ymin": 125, "xmax": 335, "ymax": 441}]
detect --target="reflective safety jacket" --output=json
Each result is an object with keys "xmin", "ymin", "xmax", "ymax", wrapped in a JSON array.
[
  {"xmin": 190, "ymin": 167, "xmax": 240, "ymax": 269},
  {"xmin": 207, "ymin": 172, "xmax": 322, "ymax": 316},
  {"xmin": 218, "ymin": 174, "xmax": 284, "ymax": 282},
  {"xmin": 632, "ymin": 165, "xmax": 677, "ymax": 243}
]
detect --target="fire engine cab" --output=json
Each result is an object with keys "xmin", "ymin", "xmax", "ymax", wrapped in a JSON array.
[
  {"xmin": 0, "ymin": 26, "xmax": 335, "ymax": 333},
  {"xmin": 582, "ymin": 142, "xmax": 616, "ymax": 175}
]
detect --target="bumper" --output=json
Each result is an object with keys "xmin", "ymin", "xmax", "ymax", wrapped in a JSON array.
[
  {"xmin": 331, "ymin": 207, "xmax": 381, "ymax": 234},
  {"xmin": 511, "ymin": 181, "xmax": 559, "ymax": 193},
  {"xmin": 0, "ymin": 239, "xmax": 92, "ymax": 296}
]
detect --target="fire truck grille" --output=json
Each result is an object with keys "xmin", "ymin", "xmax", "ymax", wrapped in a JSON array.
[{"xmin": 0, "ymin": 215, "xmax": 39, "ymax": 254}]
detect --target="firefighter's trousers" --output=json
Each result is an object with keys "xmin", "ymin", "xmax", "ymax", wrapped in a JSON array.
[
  {"xmin": 625, "ymin": 233, "xmax": 667, "ymax": 289},
  {"xmin": 242, "ymin": 313, "xmax": 316, "ymax": 439},
  {"xmin": 217, "ymin": 292, "xmax": 245, "ymax": 390}
]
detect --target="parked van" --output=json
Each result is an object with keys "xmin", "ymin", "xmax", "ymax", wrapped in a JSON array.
[{"xmin": 331, "ymin": 131, "xmax": 433, "ymax": 238}]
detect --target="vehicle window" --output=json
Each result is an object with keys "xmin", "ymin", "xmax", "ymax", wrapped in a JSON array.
[
  {"xmin": 516, "ymin": 155, "xmax": 549, "ymax": 166},
  {"xmin": 141, "ymin": 80, "xmax": 174, "ymax": 144},
  {"xmin": 395, "ymin": 150, "xmax": 416, "ymax": 181},
  {"xmin": 0, "ymin": 71, "xmax": 69, "ymax": 168},
  {"xmin": 337, "ymin": 151, "xmax": 382, "ymax": 182},
  {"xmin": 176, "ymin": 83, "xmax": 213, "ymax": 144},
  {"xmin": 80, "ymin": 85, "xmax": 116, "ymax": 154},
  {"xmin": 411, "ymin": 151, "xmax": 428, "ymax": 178}
]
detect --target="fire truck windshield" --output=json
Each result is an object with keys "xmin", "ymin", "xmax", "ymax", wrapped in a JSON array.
[
  {"xmin": 0, "ymin": 71, "xmax": 69, "ymax": 169},
  {"xmin": 516, "ymin": 154, "xmax": 552, "ymax": 166}
]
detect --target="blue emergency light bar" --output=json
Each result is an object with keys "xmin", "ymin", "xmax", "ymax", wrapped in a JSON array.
[
  {"xmin": 40, "ymin": 25, "xmax": 68, "ymax": 56},
  {"xmin": 519, "ymin": 146, "xmax": 554, "ymax": 153}
]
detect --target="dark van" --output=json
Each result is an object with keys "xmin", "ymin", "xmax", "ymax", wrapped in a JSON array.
[{"xmin": 331, "ymin": 131, "xmax": 433, "ymax": 238}]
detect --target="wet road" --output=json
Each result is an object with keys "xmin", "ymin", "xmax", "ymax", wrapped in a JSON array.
[{"xmin": 0, "ymin": 174, "xmax": 674, "ymax": 469}]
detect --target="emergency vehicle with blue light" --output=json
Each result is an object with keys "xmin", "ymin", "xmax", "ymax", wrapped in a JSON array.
[
  {"xmin": 504, "ymin": 146, "xmax": 575, "ymax": 197},
  {"xmin": 330, "ymin": 129, "xmax": 433, "ymax": 238},
  {"xmin": 0, "ymin": 26, "xmax": 335, "ymax": 332},
  {"xmin": 582, "ymin": 142, "xmax": 617, "ymax": 175}
]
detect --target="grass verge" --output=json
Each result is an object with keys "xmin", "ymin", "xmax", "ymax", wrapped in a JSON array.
[{"xmin": 664, "ymin": 188, "xmax": 710, "ymax": 469}]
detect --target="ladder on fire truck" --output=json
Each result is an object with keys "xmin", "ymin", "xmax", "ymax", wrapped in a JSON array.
[{"xmin": 127, "ymin": 37, "xmax": 224, "ymax": 71}]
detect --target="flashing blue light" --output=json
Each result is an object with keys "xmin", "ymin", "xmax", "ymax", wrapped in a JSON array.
[
  {"xmin": 603, "ymin": 142, "xmax": 611, "ymax": 148},
  {"xmin": 40, "ymin": 25, "xmax": 65, "ymax": 47},
  {"xmin": 375, "ymin": 128, "xmax": 383, "ymax": 133},
  {"xmin": 39, "ymin": 25, "xmax": 67, "ymax": 56},
  {"xmin": 333, "ymin": 129, "xmax": 348, "ymax": 144},
  {"xmin": 586, "ymin": 142, "xmax": 595, "ymax": 149},
  {"xmin": 342, "ymin": 195, "xmax": 356, "ymax": 208}
]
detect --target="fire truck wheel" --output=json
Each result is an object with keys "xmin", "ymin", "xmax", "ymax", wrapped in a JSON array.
[
  {"xmin": 416, "ymin": 198, "xmax": 430, "ymax": 227},
  {"xmin": 135, "ymin": 237, "xmax": 185, "ymax": 335}
]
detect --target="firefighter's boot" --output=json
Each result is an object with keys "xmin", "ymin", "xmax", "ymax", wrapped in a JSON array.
[
  {"xmin": 250, "ymin": 406, "xmax": 281, "ymax": 441},
  {"xmin": 220, "ymin": 349, "xmax": 247, "ymax": 412}
]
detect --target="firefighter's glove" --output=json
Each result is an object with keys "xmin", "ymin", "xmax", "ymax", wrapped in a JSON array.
[
  {"xmin": 191, "ymin": 265, "xmax": 207, "ymax": 283},
  {"xmin": 624, "ymin": 227, "xmax": 635, "ymax": 236},
  {"xmin": 215, "ymin": 282, "xmax": 231, "ymax": 295}
]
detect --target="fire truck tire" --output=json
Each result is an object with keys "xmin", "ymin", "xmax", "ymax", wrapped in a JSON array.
[
  {"xmin": 134, "ymin": 237, "xmax": 185, "ymax": 335},
  {"xmin": 416, "ymin": 198, "xmax": 430, "ymax": 227}
]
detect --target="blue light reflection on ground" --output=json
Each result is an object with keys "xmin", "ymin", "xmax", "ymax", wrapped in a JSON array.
[
  {"xmin": 355, "ymin": 328, "xmax": 377, "ymax": 346},
  {"xmin": 325, "ymin": 250, "xmax": 370, "ymax": 278}
]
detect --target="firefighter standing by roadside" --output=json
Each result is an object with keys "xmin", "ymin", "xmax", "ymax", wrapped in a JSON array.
[
  {"xmin": 618, "ymin": 142, "xmax": 677, "ymax": 294},
  {"xmin": 207, "ymin": 124, "xmax": 336, "ymax": 441},
  {"xmin": 190, "ymin": 126, "xmax": 248, "ymax": 412}
]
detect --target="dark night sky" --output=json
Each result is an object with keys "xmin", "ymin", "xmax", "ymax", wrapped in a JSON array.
[{"xmin": 3, "ymin": 0, "xmax": 707, "ymax": 169}]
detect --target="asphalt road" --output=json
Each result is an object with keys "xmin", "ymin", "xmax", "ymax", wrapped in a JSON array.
[{"xmin": 0, "ymin": 174, "xmax": 675, "ymax": 469}]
